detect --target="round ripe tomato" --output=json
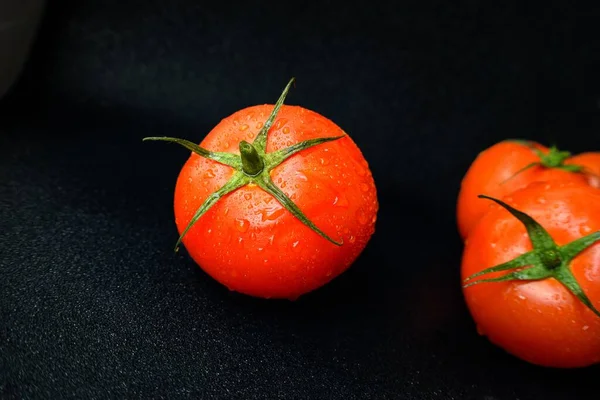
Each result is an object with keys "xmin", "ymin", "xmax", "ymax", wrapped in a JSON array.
[
  {"xmin": 145, "ymin": 79, "xmax": 378, "ymax": 300},
  {"xmin": 461, "ymin": 181, "xmax": 600, "ymax": 368},
  {"xmin": 457, "ymin": 140, "xmax": 594, "ymax": 240},
  {"xmin": 567, "ymin": 152, "xmax": 600, "ymax": 187}
]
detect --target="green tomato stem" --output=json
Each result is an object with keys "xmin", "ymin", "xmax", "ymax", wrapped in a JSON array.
[{"xmin": 239, "ymin": 141, "xmax": 264, "ymax": 177}]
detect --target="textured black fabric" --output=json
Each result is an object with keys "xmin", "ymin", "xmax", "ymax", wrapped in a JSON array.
[{"xmin": 1, "ymin": 1, "xmax": 599, "ymax": 399}]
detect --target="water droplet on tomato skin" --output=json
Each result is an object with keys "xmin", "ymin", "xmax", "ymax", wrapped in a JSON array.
[
  {"xmin": 256, "ymin": 122, "xmax": 263, "ymax": 129},
  {"xmin": 360, "ymin": 183, "xmax": 370, "ymax": 192},
  {"xmin": 235, "ymin": 219, "xmax": 249, "ymax": 232},
  {"xmin": 244, "ymin": 193, "xmax": 252, "ymax": 200},
  {"xmin": 295, "ymin": 171, "xmax": 308, "ymax": 182},
  {"xmin": 239, "ymin": 124, "xmax": 249, "ymax": 131},
  {"xmin": 348, "ymin": 235, "xmax": 356, "ymax": 243},
  {"xmin": 274, "ymin": 118, "xmax": 288, "ymax": 130},
  {"xmin": 583, "ymin": 325, "xmax": 590, "ymax": 331},
  {"xmin": 356, "ymin": 209, "xmax": 369, "ymax": 225},
  {"xmin": 333, "ymin": 195, "xmax": 349, "ymax": 208},
  {"xmin": 579, "ymin": 225, "xmax": 592, "ymax": 235},
  {"xmin": 282, "ymin": 127, "xmax": 290, "ymax": 134},
  {"xmin": 260, "ymin": 207, "xmax": 286, "ymax": 222}
]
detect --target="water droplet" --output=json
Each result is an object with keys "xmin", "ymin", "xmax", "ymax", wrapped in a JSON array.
[
  {"xmin": 333, "ymin": 195, "xmax": 349, "ymax": 207},
  {"xmin": 356, "ymin": 209, "xmax": 369, "ymax": 225},
  {"xmin": 263, "ymin": 197, "xmax": 274, "ymax": 204},
  {"xmin": 348, "ymin": 235, "xmax": 356, "ymax": 243},
  {"xmin": 518, "ymin": 294, "xmax": 526, "ymax": 300},
  {"xmin": 260, "ymin": 207, "xmax": 286, "ymax": 221},
  {"xmin": 275, "ymin": 118, "xmax": 288, "ymax": 129},
  {"xmin": 491, "ymin": 243, "xmax": 497, "ymax": 248},
  {"xmin": 238, "ymin": 237, "xmax": 244, "ymax": 245},
  {"xmin": 235, "ymin": 219, "xmax": 249, "ymax": 232},
  {"xmin": 583, "ymin": 325, "xmax": 589, "ymax": 331},
  {"xmin": 280, "ymin": 181, "xmax": 287, "ymax": 188},
  {"xmin": 202, "ymin": 180, "xmax": 209, "ymax": 186},
  {"xmin": 224, "ymin": 207, "xmax": 229, "ymax": 215},
  {"xmin": 244, "ymin": 193, "xmax": 252, "ymax": 200},
  {"xmin": 207, "ymin": 228, "xmax": 212, "ymax": 234},
  {"xmin": 360, "ymin": 183, "xmax": 370, "ymax": 192},
  {"xmin": 256, "ymin": 122, "xmax": 263, "ymax": 129},
  {"xmin": 257, "ymin": 247, "xmax": 264, "ymax": 252},
  {"xmin": 371, "ymin": 215, "xmax": 377, "ymax": 224},
  {"xmin": 580, "ymin": 225, "xmax": 592, "ymax": 235},
  {"xmin": 188, "ymin": 177, "xmax": 193, "ymax": 183},
  {"xmin": 292, "ymin": 240, "xmax": 300, "ymax": 249},
  {"xmin": 250, "ymin": 232, "xmax": 257, "ymax": 240},
  {"xmin": 319, "ymin": 158, "xmax": 329, "ymax": 166},
  {"xmin": 296, "ymin": 172, "xmax": 308, "ymax": 181},
  {"xmin": 538, "ymin": 197, "xmax": 546, "ymax": 204},
  {"xmin": 246, "ymin": 132, "xmax": 254, "ymax": 139},
  {"xmin": 239, "ymin": 124, "xmax": 249, "ymax": 131},
  {"xmin": 268, "ymin": 235, "xmax": 275, "ymax": 245},
  {"xmin": 283, "ymin": 127, "xmax": 290, "ymax": 134},
  {"xmin": 206, "ymin": 170, "xmax": 217, "ymax": 179}
]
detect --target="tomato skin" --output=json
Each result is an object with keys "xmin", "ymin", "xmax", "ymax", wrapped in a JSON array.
[
  {"xmin": 567, "ymin": 152, "xmax": 600, "ymax": 187},
  {"xmin": 461, "ymin": 181, "xmax": 600, "ymax": 368},
  {"xmin": 173, "ymin": 104, "xmax": 378, "ymax": 299},
  {"xmin": 457, "ymin": 141, "xmax": 589, "ymax": 240}
]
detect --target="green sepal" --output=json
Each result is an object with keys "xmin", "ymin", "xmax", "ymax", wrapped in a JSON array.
[
  {"xmin": 252, "ymin": 77, "xmax": 295, "ymax": 153},
  {"xmin": 256, "ymin": 175, "xmax": 343, "ymax": 246},
  {"xmin": 174, "ymin": 172, "xmax": 249, "ymax": 251},
  {"xmin": 477, "ymin": 195, "xmax": 556, "ymax": 250},
  {"xmin": 266, "ymin": 136, "xmax": 344, "ymax": 169},
  {"xmin": 143, "ymin": 137, "xmax": 242, "ymax": 170}
]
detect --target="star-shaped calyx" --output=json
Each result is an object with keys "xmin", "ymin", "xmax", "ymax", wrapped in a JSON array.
[
  {"xmin": 501, "ymin": 141, "xmax": 585, "ymax": 184},
  {"xmin": 143, "ymin": 78, "xmax": 344, "ymax": 250},
  {"xmin": 463, "ymin": 195, "xmax": 600, "ymax": 318}
]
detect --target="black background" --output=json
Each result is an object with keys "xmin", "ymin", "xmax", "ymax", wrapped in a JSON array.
[{"xmin": 1, "ymin": 1, "xmax": 600, "ymax": 399}]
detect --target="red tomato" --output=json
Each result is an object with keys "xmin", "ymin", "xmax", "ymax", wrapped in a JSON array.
[
  {"xmin": 457, "ymin": 140, "xmax": 596, "ymax": 240},
  {"xmin": 461, "ymin": 181, "xmax": 600, "ymax": 368},
  {"xmin": 145, "ymin": 79, "xmax": 378, "ymax": 299}
]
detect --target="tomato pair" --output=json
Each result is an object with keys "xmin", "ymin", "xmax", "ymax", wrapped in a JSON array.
[{"xmin": 457, "ymin": 140, "xmax": 600, "ymax": 368}]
